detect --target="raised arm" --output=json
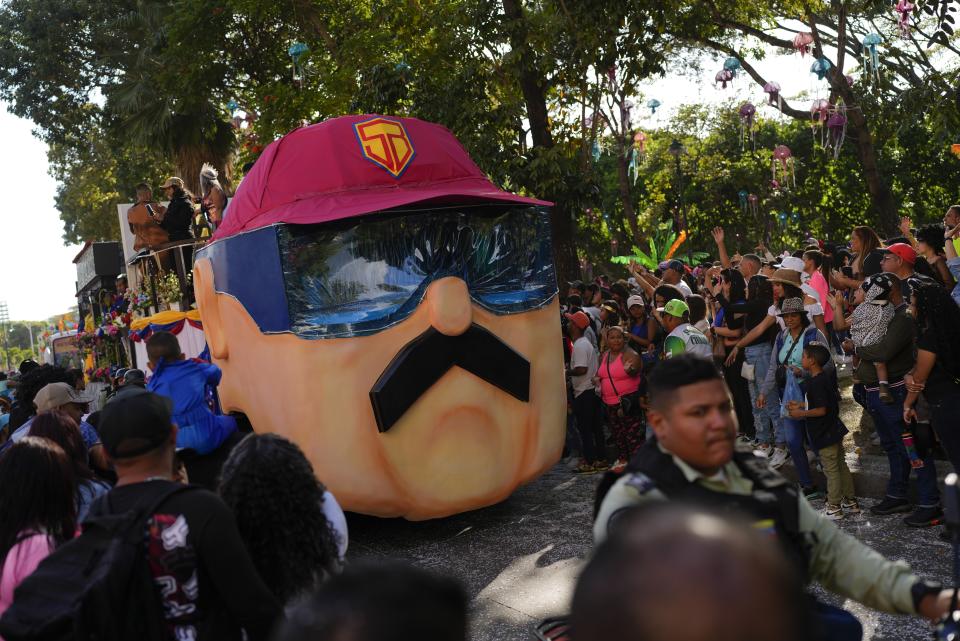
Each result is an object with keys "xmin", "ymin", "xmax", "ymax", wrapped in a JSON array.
[{"xmin": 711, "ymin": 227, "xmax": 731, "ymax": 269}]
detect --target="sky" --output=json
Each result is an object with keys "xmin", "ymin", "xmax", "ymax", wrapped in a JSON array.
[{"xmin": 0, "ymin": 45, "xmax": 822, "ymax": 322}]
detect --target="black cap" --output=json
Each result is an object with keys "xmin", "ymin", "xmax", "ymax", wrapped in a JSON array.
[
  {"xmin": 123, "ymin": 369, "xmax": 146, "ymax": 386},
  {"xmin": 99, "ymin": 389, "xmax": 174, "ymax": 459}
]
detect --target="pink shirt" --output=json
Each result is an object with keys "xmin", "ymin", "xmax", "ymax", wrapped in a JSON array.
[
  {"xmin": 808, "ymin": 270, "xmax": 833, "ymax": 323},
  {"xmin": 598, "ymin": 352, "xmax": 641, "ymax": 405},
  {"xmin": 0, "ymin": 533, "xmax": 54, "ymax": 617}
]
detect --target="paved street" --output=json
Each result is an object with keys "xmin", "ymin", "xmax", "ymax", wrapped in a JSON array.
[{"xmin": 348, "ymin": 460, "xmax": 955, "ymax": 641}]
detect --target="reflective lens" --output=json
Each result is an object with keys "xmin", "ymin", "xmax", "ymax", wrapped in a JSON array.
[{"xmin": 279, "ymin": 205, "xmax": 556, "ymax": 338}]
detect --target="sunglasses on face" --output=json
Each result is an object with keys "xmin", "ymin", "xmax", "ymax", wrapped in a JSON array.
[{"xmin": 198, "ymin": 204, "xmax": 558, "ymax": 339}]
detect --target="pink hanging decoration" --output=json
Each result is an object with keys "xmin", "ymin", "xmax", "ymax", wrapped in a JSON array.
[
  {"xmin": 747, "ymin": 193, "xmax": 759, "ymax": 218},
  {"xmin": 896, "ymin": 0, "xmax": 915, "ymax": 37},
  {"xmin": 715, "ymin": 69, "xmax": 734, "ymax": 89},
  {"xmin": 793, "ymin": 32, "xmax": 814, "ymax": 57},
  {"xmin": 772, "ymin": 145, "xmax": 796, "ymax": 189},
  {"xmin": 763, "ymin": 82, "xmax": 782, "ymax": 110},
  {"xmin": 633, "ymin": 131, "xmax": 647, "ymax": 160},
  {"xmin": 810, "ymin": 99, "xmax": 830, "ymax": 147},
  {"xmin": 825, "ymin": 101, "xmax": 848, "ymax": 159},
  {"xmin": 845, "ymin": 74, "xmax": 855, "ymax": 87},
  {"xmin": 738, "ymin": 102, "xmax": 757, "ymax": 150}
]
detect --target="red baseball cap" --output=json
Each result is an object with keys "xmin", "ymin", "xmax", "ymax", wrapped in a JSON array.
[
  {"xmin": 883, "ymin": 243, "xmax": 916, "ymax": 265},
  {"xmin": 213, "ymin": 115, "xmax": 550, "ymax": 241},
  {"xmin": 564, "ymin": 311, "xmax": 591, "ymax": 330}
]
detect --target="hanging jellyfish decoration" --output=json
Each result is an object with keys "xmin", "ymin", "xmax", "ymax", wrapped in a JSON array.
[
  {"xmin": 628, "ymin": 148, "xmax": 640, "ymax": 183},
  {"xmin": 738, "ymin": 102, "xmax": 757, "ymax": 150},
  {"xmin": 288, "ymin": 42, "xmax": 309, "ymax": 85},
  {"xmin": 861, "ymin": 33, "xmax": 882, "ymax": 83},
  {"xmin": 647, "ymin": 99, "xmax": 662, "ymax": 115},
  {"xmin": 747, "ymin": 194, "xmax": 759, "ymax": 219},
  {"xmin": 772, "ymin": 144, "xmax": 796, "ymax": 189},
  {"xmin": 793, "ymin": 32, "xmax": 814, "ymax": 57},
  {"xmin": 723, "ymin": 57, "xmax": 741, "ymax": 76},
  {"xmin": 591, "ymin": 139, "xmax": 601, "ymax": 163},
  {"xmin": 952, "ymin": 144, "xmax": 960, "ymax": 158},
  {"xmin": 634, "ymin": 131, "xmax": 647, "ymax": 162},
  {"xmin": 845, "ymin": 74, "xmax": 855, "ymax": 87},
  {"xmin": 810, "ymin": 57, "xmax": 832, "ymax": 81},
  {"xmin": 610, "ymin": 238, "xmax": 619, "ymax": 256},
  {"xmin": 810, "ymin": 98, "xmax": 830, "ymax": 147},
  {"xmin": 896, "ymin": 0, "xmax": 915, "ymax": 37},
  {"xmin": 763, "ymin": 82, "xmax": 782, "ymax": 110},
  {"xmin": 825, "ymin": 100, "xmax": 848, "ymax": 159},
  {"xmin": 778, "ymin": 211, "xmax": 790, "ymax": 230},
  {"xmin": 739, "ymin": 189, "xmax": 749, "ymax": 214},
  {"xmin": 714, "ymin": 69, "xmax": 734, "ymax": 89},
  {"xmin": 227, "ymin": 100, "xmax": 243, "ymax": 129}
]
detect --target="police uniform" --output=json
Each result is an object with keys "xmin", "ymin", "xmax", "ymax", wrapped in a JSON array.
[{"xmin": 595, "ymin": 440, "xmax": 927, "ymax": 615}]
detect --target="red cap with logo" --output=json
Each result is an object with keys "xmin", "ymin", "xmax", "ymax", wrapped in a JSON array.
[
  {"xmin": 884, "ymin": 243, "xmax": 916, "ymax": 265},
  {"xmin": 213, "ymin": 115, "xmax": 551, "ymax": 241}
]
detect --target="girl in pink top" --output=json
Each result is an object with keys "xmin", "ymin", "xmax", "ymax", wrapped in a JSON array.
[
  {"xmin": 595, "ymin": 326, "xmax": 644, "ymax": 469},
  {"xmin": 0, "ymin": 437, "xmax": 77, "ymax": 616}
]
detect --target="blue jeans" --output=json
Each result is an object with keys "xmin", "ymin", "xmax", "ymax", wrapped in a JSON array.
[
  {"xmin": 865, "ymin": 386, "xmax": 940, "ymax": 507},
  {"xmin": 784, "ymin": 417, "xmax": 813, "ymax": 487},
  {"xmin": 744, "ymin": 343, "xmax": 784, "ymax": 445},
  {"xmin": 812, "ymin": 600, "xmax": 863, "ymax": 641}
]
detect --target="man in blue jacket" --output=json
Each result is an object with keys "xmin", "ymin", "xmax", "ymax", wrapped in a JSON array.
[{"xmin": 146, "ymin": 331, "xmax": 237, "ymax": 455}]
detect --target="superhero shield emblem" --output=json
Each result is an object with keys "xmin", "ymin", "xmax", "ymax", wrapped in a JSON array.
[{"xmin": 353, "ymin": 117, "xmax": 416, "ymax": 178}]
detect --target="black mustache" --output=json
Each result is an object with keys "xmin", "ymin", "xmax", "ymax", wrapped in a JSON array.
[{"xmin": 369, "ymin": 324, "xmax": 531, "ymax": 433}]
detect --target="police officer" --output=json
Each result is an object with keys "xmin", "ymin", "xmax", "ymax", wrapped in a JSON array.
[{"xmin": 594, "ymin": 355, "xmax": 953, "ymax": 641}]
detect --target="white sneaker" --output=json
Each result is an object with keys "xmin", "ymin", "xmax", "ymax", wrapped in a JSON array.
[
  {"xmin": 769, "ymin": 447, "xmax": 789, "ymax": 469},
  {"xmin": 823, "ymin": 504, "xmax": 844, "ymax": 520},
  {"xmin": 754, "ymin": 443, "xmax": 773, "ymax": 458}
]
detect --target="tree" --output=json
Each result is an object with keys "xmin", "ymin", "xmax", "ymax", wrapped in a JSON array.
[{"xmin": 661, "ymin": 0, "xmax": 960, "ymax": 234}]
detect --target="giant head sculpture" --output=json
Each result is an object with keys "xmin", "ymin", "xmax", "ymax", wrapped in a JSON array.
[{"xmin": 194, "ymin": 115, "xmax": 565, "ymax": 519}]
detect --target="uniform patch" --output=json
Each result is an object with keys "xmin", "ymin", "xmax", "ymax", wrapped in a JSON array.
[{"xmin": 625, "ymin": 472, "xmax": 657, "ymax": 495}]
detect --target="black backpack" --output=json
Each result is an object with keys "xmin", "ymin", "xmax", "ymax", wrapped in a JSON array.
[{"xmin": 0, "ymin": 483, "xmax": 196, "ymax": 641}]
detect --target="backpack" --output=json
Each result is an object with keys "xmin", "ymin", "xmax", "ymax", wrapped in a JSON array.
[{"xmin": 0, "ymin": 483, "xmax": 197, "ymax": 641}]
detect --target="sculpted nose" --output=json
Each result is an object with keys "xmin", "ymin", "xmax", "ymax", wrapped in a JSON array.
[{"xmin": 425, "ymin": 277, "xmax": 472, "ymax": 336}]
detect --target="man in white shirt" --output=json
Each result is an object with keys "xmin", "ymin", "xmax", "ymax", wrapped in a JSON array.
[
  {"xmin": 565, "ymin": 311, "xmax": 607, "ymax": 473},
  {"xmin": 662, "ymin": 260, "xmax": 693, "ymax": 298}
]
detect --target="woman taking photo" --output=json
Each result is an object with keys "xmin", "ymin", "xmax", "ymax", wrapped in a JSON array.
[
  {"xmin": 219, "ymin": 433, "xmax": 345, "ymax": 605},
  {"xmin": 719, "ymin": 274, "xmax": 780, "ymax": 454},
  {"xmin": 758, "ymin": 298, "xmax": 831, "ymax": 495},
  {"xmin": 903, "ymin": 282, "xmax": 960, "ymax": 472},
  {"xmin": 594, "ymin": 326, "xmax": 643, "ymax": 471},
  {"xmin": 709, "ymin": 269, "xmax": 754, "ymax": 441},
  {"xmin": 0, "ymin": 437, "xmax": 77, "ymax": 615}
]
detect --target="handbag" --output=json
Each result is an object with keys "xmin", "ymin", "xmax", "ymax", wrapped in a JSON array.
[
  {"xmin": 740, "ymin": 361, "xmax": 756, "ymax": 381},
  {"xmin": 775, "ymin": 331, "xmax": 803, "ymax": 390},
  {"xmin": 605, "ymin": 353, "xmax": 641, "ymax": 418}
]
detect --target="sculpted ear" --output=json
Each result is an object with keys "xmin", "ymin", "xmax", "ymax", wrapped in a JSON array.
[{"xmin": 193, "ymin": 258, "xmax": 228, "ymax": 360}]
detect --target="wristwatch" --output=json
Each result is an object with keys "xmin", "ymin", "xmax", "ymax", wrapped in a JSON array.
[{"xmin": 911, "ymin": 579, "xmax": 943, "ymax": 611}]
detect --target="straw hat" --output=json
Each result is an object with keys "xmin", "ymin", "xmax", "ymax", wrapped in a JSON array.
[{"xmin": 767, "ymin": 268, "xmax": 802, "ymax": 287}]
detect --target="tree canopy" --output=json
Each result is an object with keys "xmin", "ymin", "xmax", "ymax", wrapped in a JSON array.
[{"xmin": 0, "ymin": 0, "xmax": 958, "ymax": 274}]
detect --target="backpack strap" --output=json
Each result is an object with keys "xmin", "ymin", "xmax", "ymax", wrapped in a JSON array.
[{"xmin": 86, "ymin": 483, "xmax": 201, "ymax": 531}]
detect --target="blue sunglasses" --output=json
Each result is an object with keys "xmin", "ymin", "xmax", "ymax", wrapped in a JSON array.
[{"xmin": 197, "ymin": 204, "xmax": 558, "ymax": 339}]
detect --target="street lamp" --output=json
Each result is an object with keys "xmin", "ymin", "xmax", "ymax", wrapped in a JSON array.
[{"xmin": 667, "ymin": 139, "xmax": 691, "ymax": 265}]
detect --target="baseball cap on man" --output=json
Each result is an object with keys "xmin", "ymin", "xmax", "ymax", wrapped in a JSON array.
[
  {"xmin": 564, "ymin": 311, "xmax": 591, "ymax": 331},
  {"xmin": 666, "ymin": 260, "xmax": 685, "ymax": 273},
  {"xmin": 657, "ymin": 299, "xmax": 690, "ymax": 318},
  {"xmin": 98, "ymin": 388, "xmax": 175, "ymax": 458},
  {"xmin": 33, "ymin": 382, "xmax": 91, "ymax": 412},
  {"xmin": 626, "ymin": 295, "xmax": 645, "ymax": 309},
  {"xmin": 882, "ymin": 243, "xmax": 916, "ymax": 265},
  {"xmin": 160, "ymin": 177, "xmax": 185, "ymax": 189},
  {"xmin": 775, "ymin": 256, "xmax": 805, "ymax": 272}
]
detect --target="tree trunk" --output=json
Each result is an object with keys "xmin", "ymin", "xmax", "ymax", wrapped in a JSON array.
[
  {"xmin": 615, "ymin": 143, "xmax": 640, "ymax": 246},
  {"xmin": 501, "ymin": 0, "xmax": 579, "ymax": 283},
  {"xmin": 831, "ymin": 79, "xmax": 899, "ymax": 234}
]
